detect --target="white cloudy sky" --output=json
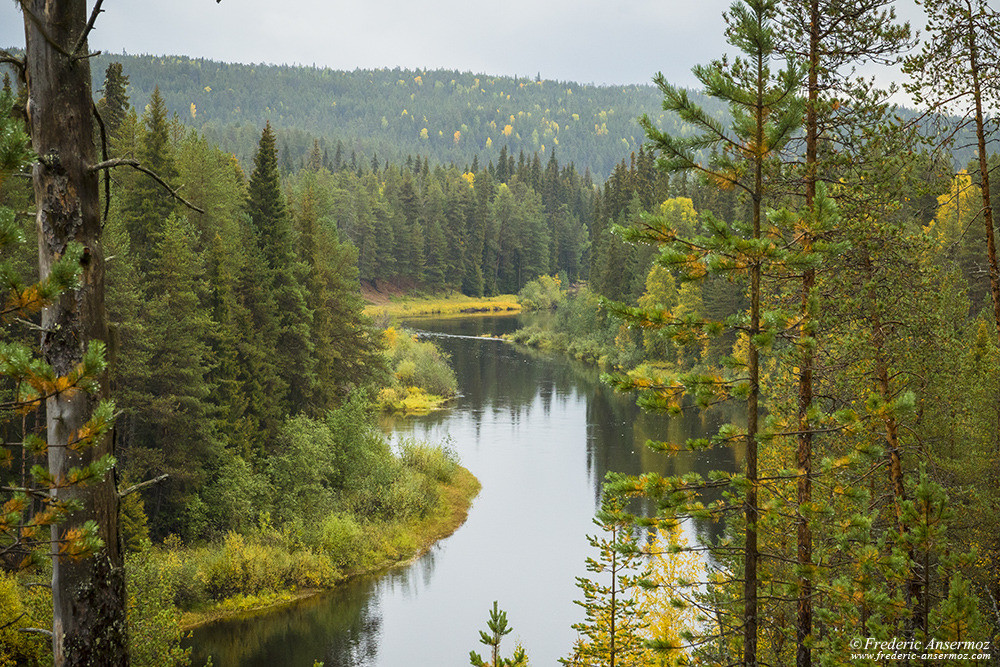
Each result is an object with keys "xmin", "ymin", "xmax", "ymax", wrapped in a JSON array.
[{"xmin": 1, "ymin": 0, "xmax": 923, "ymax": 89}]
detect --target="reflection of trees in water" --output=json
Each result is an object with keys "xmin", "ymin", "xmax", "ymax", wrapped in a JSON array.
[
  {"xmin": 410, "ymin": 315, "xmax": 738, "ymax": 547},
  {"xmin": 192, "ymin": 315, "xmax": 744, "ymax": 665},
  {"xmin": 188, "ymin": 576, "xmax": 384, "ymax": 666}
]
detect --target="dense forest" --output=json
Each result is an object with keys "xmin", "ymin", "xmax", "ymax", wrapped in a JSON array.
[
  {"xmin": 81, "ymin": 53, "xmax": 731, "ymax": 182},
  {"xmin": 2, "ymin": 0, "xmax": 1000, "ymax": 663}
]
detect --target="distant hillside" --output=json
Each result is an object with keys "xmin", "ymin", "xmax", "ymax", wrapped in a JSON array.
[{"xmin": 88, "ymin": 53, "xmax": 730, "ymax": 181}]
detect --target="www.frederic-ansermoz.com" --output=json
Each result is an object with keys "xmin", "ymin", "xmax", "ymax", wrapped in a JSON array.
[{"xmin": 848, "ymin": 637, "xmax": 992, "ymax": 662}]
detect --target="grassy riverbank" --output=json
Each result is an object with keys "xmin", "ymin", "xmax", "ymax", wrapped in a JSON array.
[
  {"xmin": 178, "ymin": 464, "xmax": 480, "ymax": 631},
  {"xmin": 0, "ymin": 405, "xmax": 480, "ymax": 667},
  {"xmin": 363, "ymin": 291, "xmax": 521, "ymax": 319}
]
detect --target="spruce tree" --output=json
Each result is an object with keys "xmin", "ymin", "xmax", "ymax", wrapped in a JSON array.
[
  {"xmin": 122, "ymin": 88, "xmax": 178, "ymax": 271},
  {"xmin": 247, "ymin": 122, "xmax": 316, "ymax": 416},
  {"xmin": 96, "ymin": 62, "xmax": 130, "ymax": 139}
]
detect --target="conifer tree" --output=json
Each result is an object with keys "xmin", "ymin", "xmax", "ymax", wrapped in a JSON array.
[
  {"xmin": 561, "ymin": 489, "xmax": 652, "ymax": 667},
  {"xmin": 96, "ymin": 62, "xmax": 130, "ymax": 139},
  {"xmin": 470, "ymin": 601, "xmax": 529, "ymax": 667},
  {"xmin": 776, "ymin": 3, "xmax": 912, "ymax": 659},
  {"xmin": 121, "ymin": 88, "xmax": 178, "ymax": 272},
  {"xmin": 607, "ymin": 1, "xmax": 805, "ymax": 663},
  {"xmin": 133, "ymin": 215, "xmax": 218, "ymax": 535},
  {"xmin": 247, "ymin": 122, "xmax": 315, "ymax": 416}
]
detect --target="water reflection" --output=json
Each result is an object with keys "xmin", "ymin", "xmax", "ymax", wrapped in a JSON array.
[{"xmin": 188, "ymin": 314, "xmax": 737, "ymax": 666}]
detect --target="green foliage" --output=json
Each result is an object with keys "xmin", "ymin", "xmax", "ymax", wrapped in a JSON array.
[
  {"xmin": 126, "ymin": 550, "xmax": 191, "ymax": 667},
  {"xmin": 85, "ymin": 55, "xmax": 735, "ymax": 182},
  {"xmin": 0, "ymin": 571, "xmax": 51, "ymax": 666},
  {"xmin": 470, "ymin": 601, "xmax": 529, "ymax": 667},
  {"xmin": 517, "ymin": 274, "xmax": 564, "ymax": 310},
  {"xmin": 200, "ymin": 531, "xmax": 319, "ymax": 599},
  {"xmin": 380, "ymin": 327, "xmax": 458, "ymax": 409},
  {"xmin": 398, "ymin": 438, "xmax": 459, "ymax": 484},
  {"xmin": 561, "ymin": 488, "xmax": 651, "ymax": 667},
  {"xmin": 120, "ymin": 487, "xmax": 152, "ymax": 554}
]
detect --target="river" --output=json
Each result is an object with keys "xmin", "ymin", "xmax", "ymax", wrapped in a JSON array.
[{"xmin": 188, "ymin": 314, "xmax": 738, "ymax": 666}]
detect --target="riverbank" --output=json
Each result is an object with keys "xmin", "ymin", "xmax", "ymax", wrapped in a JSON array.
[
  {"xmin": 363, "ymin": 290, "xmax": 521, "ymax": 320},
  {"xmin": 180, "ymin": 465, "xmax": 480, "ymax": 631}
]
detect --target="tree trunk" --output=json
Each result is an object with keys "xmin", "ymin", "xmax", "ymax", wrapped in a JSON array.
[
  {"xmin": 796, "ymin": 3, "xmax": 820, "ymax": 664},
  {"xmin": 22, "ymin": 1, "xmax": 128, "ymax": 664},
  {"xmin": 966, "ymin": 14, "xmax": 1000, "ymax": 453}
]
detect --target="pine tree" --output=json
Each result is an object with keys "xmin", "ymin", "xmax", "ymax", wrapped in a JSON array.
[
  {"xmin": 469, "ymin": 601, "xmax": 529, "ymax": 667},
  {"xmin": 777, "ymin": 3, "xmax": 913, "ymax": 659},
  {"xmin": 562, "ymin": 488, "xmax": 652, "ymax": 667},
  {"xmin": 608, "ymin": 1, "xmax": 806, "ymax": 663}
]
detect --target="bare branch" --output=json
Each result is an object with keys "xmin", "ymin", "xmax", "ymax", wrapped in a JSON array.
[
  {"xmin": 0, "ymin": 50, "xmax": 25, "ymax": 76},
  {"xmin": 89, "ymin": 159, "xmax": 205, "ymax": 214},
  {"xmin": 17, "ymin": 627, "xmax": 53, "ymax": 638},
  {"xmin": 72, "ymin": 0, "xmax": 105, "ymax": 57},
  {"xmin": 73, "ymin": 50, "xmax": 102, "ymax": 62},
  {"xmin": 0, "ymin": 613, "xmax": 26, "ymax": 631},
  {"xmin": 92, "ymin": 103, "xmax": 112, "ymax": 227},
  {"xmin": 118, "ymin": 474, "xmax": 168, "ymax": 499}
]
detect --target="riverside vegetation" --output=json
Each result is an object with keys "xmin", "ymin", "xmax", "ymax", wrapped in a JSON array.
[
  {"xmin": 0, "ymin": 395, "xmax": 478, "ymax": 666},
  {"xmin": 4, "ymin": 0, "xmax": 1000, "ymax": 660},
  {"xmin": 0, "ymin": 77, "xmax": 475, "ymax": 665}
]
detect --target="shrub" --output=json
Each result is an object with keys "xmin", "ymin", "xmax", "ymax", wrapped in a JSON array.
[
  {"xmin": 0, "ymin": 571, "xmax": 51, "ymax": 667},
  {"xmin": 384, "ymin": 328, "xmax": 458, "ymax": 399},
  {"xmin": 518, "ymin": 274, "xmax": 563, "ymax": 310},
  {"xmin": 313, "ymin": 513, "xmax": 370, "ymax": 571},
  {"xmin": 388, "ymin": 466, "xmax": 441, "ymax": 520},
  {"xmin": 200, "ymin": 532, "xmax": 293, "ymax": 599},
  {"xmin": 126, "ymin": 551, "xmax": 191, "ymax": 667}
]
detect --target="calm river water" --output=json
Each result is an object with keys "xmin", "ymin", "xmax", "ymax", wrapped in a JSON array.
[{"xmin": 188, "ymin": 314, "xmax": 737, "ymax": 666}]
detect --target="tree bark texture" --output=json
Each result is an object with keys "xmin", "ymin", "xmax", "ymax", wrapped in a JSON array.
[{"xmin": 22, "ymin": 1, "xmax": 128, "ymax": 664}]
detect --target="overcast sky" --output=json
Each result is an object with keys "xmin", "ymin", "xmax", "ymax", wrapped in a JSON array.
[{"xmin": 1, "ymin": 0, "xmax": 923, "ymax": 90}]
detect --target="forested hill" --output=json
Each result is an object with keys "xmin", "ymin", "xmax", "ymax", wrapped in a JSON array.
[{"xmin": 87, "ymin": 53, "xmax": 728, "ymax": 181}]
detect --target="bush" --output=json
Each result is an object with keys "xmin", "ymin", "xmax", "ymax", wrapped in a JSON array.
[
  {"xmin": 391, "ymin": 465, "xmax": 442, "ymax": 519},
  {"xmin": 384, "ymin": 327, "xmax": 458, "ymax": 398},
  {"xmin": 518, "ymin": 274, "xmax": 563, "ymax": 310},
  {"xmin": 201, "ymin": 532, "xmax": 294, "ymax": 598},
  {"xmin": 126, "ymin": 551, "xmax": 191, "ymax": 667},
  {"xmin": 0, "ymin": 571, "xmax": 51, "ymax": 667},
  {"xmin": 313, "ymin": 513, "xmax": 370, "ymax": 571}
]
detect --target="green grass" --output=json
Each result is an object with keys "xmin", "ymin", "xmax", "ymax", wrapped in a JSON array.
[{"xmin": 364, "ymin": 292, "xmax": 521, "ymax": 319}]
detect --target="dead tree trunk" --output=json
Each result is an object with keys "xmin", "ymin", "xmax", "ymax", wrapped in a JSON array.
[{"xmin": 21, "ymin": 0, "xmax": 128, "ymax": 664}]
